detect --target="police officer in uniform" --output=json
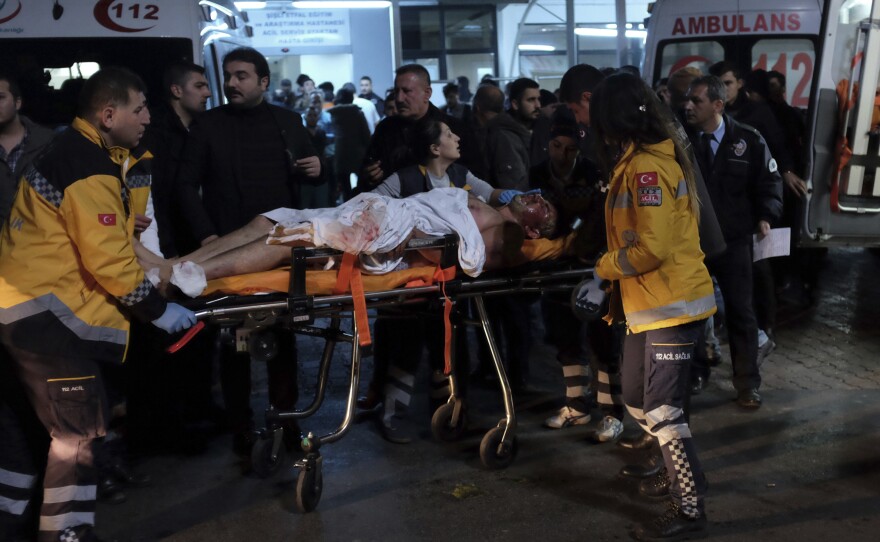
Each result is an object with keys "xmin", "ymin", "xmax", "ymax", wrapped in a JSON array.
[{"xmin": 683, "ymin": 75, "xmax": 783, "ymax": 409}]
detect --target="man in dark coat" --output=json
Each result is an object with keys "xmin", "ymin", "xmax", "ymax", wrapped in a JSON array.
[
  {"xmin": 0, "ymin": 72, "xmax": 54, "ymax": 227},
  {"xmin": 176, "ymin": 47, "xmax": 322, "ymax": 455},
  {"xmin": 359, "ymin": 64, "xmax": 479, "ymax": 192}
]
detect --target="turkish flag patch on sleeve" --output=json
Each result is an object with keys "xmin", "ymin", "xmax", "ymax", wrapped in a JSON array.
[
  {"xmin": 98, "ymin": 214, "xmax": 117, "ymax": 226},
  {"xmin": 636, "ymin": 172, "xmax": 658, "ymax": 186}
]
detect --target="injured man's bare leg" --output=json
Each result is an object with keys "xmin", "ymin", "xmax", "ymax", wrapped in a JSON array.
[
  {"xmin": 184, "ymin": 215, "xmax": 277, "ymax": 264},
  {"xmin": 197, "ymin": 237, "xmax": 303, "ymax": 280},
  {"xmin": 141, "ymin": 215, "xmax": 305, "ymax": 296}
]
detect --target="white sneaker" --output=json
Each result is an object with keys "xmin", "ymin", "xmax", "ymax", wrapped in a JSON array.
[
  {"xmin": 543, "ymin": 406, "xmax": 591, "ymax": 429},
  {"xmin": 594, "ymin": 415, "xmax": 624, "ymax": 442}
]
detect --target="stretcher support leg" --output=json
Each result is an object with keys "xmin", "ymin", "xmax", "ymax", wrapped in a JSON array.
[
  {"xmin": 253, "ymin": 318, "xmax": 347, "ymax": 478},
  {"xmin": 431, "ymin": 306, "xmax": 467, "ymax": 441},
  {"xmin": 473, "ymin": 295, "xmax": 517, "ymax": 469},
  {"xmin": 272, "ymin": 317, "xmax": 346, "ymax": 423},
  {"xmin": 294, "ymin": 314, "xmax": 363, "ymax": 512}
]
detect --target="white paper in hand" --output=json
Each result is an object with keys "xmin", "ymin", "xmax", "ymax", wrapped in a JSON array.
[{"xmin": 753, "ymin": 227, "xmax": 791, "ymax": 262}]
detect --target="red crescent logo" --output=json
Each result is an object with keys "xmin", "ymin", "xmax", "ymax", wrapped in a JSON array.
[
  {"xmin": 0, "ymin": 1, "xmax": 22, "ymax": 25},
  {"xmin": 636, "ymin": 172, "xmax": 658, "ymax": 186},
  {"xmin": 93, "ymin": 0, "xmax": 156, "ymax": 33},
  {"xmin": 668, "ymin": 56, "xmax": 711, "ymax": 77}
]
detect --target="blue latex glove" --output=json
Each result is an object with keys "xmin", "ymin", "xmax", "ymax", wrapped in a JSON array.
[
  {"xmin": 498, "ymin": 188, "xmax": 541, "ymax": 204},
  {"xmin": 152, "ymin": 303, "xmax": 197, "ymax": 334},
  {"xmin": 571, "ymin": 278, "xmax": 608, "ymax": 322}
]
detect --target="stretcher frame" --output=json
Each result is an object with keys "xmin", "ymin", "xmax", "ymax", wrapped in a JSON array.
[{"xmin": 184, "ymin": 235, "xmax": 594, "ymax": 512}]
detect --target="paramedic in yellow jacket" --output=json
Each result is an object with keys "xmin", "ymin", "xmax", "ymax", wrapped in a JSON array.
[
  {"xmin": 590, "ymin": 72, "xmax": 715, "ymax": 541},
  {"xmin": 0, "ymin": 67, "xmax": 195, "ymax": 542}
]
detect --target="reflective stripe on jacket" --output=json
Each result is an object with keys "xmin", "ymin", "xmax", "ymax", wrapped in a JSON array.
[
  {"xmin": 595, "ymin": 139, "xmax": 715, "ymax": 334},
  {"xmin": 0, "ymin": 118, "xmax": 166, "ymax": 363}
]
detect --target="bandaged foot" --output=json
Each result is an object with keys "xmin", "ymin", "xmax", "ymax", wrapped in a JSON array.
[
  {"xmin": 170, "ymin": 261, "xmax": 207, "ymax": 298},
  {"xmin": 146, "ymin": 266, "xmax": 176, "ymax": 298},
  {"xmin": 144, "ymin": 268, "xmax": 161, "ymax": 288}
]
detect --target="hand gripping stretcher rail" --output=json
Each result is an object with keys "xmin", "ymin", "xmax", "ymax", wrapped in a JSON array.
[{"xmin": 171, "ymin": 234, "xmax": 594, "ymax": 512}]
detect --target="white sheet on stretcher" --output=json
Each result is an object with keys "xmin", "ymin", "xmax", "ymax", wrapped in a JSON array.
[{"xmin": 261, "ymin": 188, "xmax": 486, "ymax": 277}]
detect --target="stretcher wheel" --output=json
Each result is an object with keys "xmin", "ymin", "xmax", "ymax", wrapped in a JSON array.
[
  {"xmin": 295, "ymin": 461, "xmax": 323, "ymax": 513},
  {"xmin": 250, "ymin": 436, "xmax": 287, "ymax": 478},
  {"xmin": 431, "ymin": 402, "xmax": 466, "ymax": 442},
  {"xmin": 479, "ymin": 427, "xmax": 517, "ymax": 470}
]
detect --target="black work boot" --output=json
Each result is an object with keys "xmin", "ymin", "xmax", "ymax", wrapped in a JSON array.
[
  {"xmin": 617, "ymin": 430, "xmax": 655, "ymax": 450},
  {"xmin": 632, "ymin": 501, "xmax": 707, "ymax": 541},
  {"xmin": 639, "ymin": 467, "xmax": 671, "ymax": 501},
  {"xmin": 98, "ymin": 476, "xmax": 126, "ymax": 505},
  {"xmin": 619, "ymin": 448, "xmax": 664, "ymax": 479},
  {"xmin": 108, "ymin": 460, "xmax": 151, "ymax": 487}
]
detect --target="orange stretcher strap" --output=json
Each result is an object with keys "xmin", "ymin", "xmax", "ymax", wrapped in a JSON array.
[
  {"xmin": 433, "ymin": 265, "xmax": 456, "ymax": 375},
  {"xmin": 333, "ymin": 252, "xmax": 357, "ymax": 295},
  {"xmin": 332, "ymin": 253, "xmax": 371, "ymax": 347},
  {"xmin": 832, "ymin": 79, "xmax": 857, "ymax": 212}
]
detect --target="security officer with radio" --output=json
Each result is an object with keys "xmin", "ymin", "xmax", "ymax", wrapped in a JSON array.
[{"xmin": 683, "ymin": 75, "xmax": 783, "ymax": 410}]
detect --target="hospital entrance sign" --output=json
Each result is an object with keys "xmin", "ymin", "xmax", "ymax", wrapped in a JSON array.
[{"xmin": 249, "ymin": 9, "xmax": 351, "ymax": 48}]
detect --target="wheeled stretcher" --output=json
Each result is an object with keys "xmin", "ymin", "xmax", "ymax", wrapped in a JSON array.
[{"xmin": 176, "ymin": 234, "xmax": 593, "ymax": 512}]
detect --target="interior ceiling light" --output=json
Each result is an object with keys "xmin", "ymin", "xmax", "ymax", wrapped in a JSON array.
[
  {"xmin": 575, "ymin": 27, "xmax": 647, "ymax": 39},
  {"xmin": 292, "ymin": 1, "xmax": 392, "ymax": 8},
  {"xmin": 518, "ymin": 44, "xmax": 555, "ymax": 52}
]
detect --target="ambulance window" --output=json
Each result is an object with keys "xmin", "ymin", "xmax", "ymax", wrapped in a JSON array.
[
  {"xmin": 752, "ymin": 39, "xmax": 815, "ymax": 108},
  {"xmin": 45, "ymin": 63, "xmax": 101, "ymax": 90},
  {"xmin": 831, "ymin": 0, "xmax": 873, "ymax": 86},
  {"xmin": 658, "ymin": 41, "xmax": 723, "ymax": 82}
]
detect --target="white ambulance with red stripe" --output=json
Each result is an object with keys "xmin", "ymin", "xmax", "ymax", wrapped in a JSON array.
[
  {"xmin": 0, "ymin": 0, "xmax": 251, "ymax": 125},
  {"xmin": 644, "ymin": 0, "xmax": 880, "ymax": 246}
]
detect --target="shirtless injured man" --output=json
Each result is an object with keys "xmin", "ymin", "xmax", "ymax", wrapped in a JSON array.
[{"xmin": 136, "ymin": 188, "xmax": 558, "ymax": 297}]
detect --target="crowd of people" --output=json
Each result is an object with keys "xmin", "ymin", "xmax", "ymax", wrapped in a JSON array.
[{"xmin": 0, "ymin": 44, "xmax": 816, "ymax": 541}]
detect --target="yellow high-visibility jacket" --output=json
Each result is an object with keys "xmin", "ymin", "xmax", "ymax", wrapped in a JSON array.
[
  {"xmin": 0, "ymin": 118, "xmax": 166, "ymax": 363},
  {"xmin": 595, "ymin": 139, "xmax": 715, "ymax": 334}
]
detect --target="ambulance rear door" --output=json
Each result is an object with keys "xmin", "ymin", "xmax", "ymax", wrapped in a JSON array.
[{"xmin": 804, "ymin": 0, "xmax": 880, "ymax": 246}]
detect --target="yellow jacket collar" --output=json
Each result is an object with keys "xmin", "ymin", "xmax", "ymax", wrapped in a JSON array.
[
  {"xmin": 613, "ymin": 139, "xmax": 675, "ymax": 177},
  {"xmin": 72, "ymin": 117, "xmax": 131, "ymax": 166}
]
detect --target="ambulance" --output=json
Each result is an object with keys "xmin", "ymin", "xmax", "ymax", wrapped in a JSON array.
[
  {"xmin": 643, "ymin": 0, "xmax": 880, "ymax": 247},
  {"xmin": 0, "ymin": 0, "xmax": 252, "ymax": 125}
]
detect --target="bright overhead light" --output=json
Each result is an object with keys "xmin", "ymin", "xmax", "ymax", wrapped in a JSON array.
[
  {"xmin": 234, "ymin": 1, "xmax": 267, "ymax": 9},
  {"xmin": 518, "ymin": 44, "xmax": 556, "ymax": 52},
  {"xmin": 292, "ymin": 1, "xmax": 392, "ymax": 7},
  {"xmin": 199, "ymin": 1, "xmax": 234, "ymax": 17},
  {"xmin": 575, "ymin": 27, "xmax": 647, "ymax": 39}
]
